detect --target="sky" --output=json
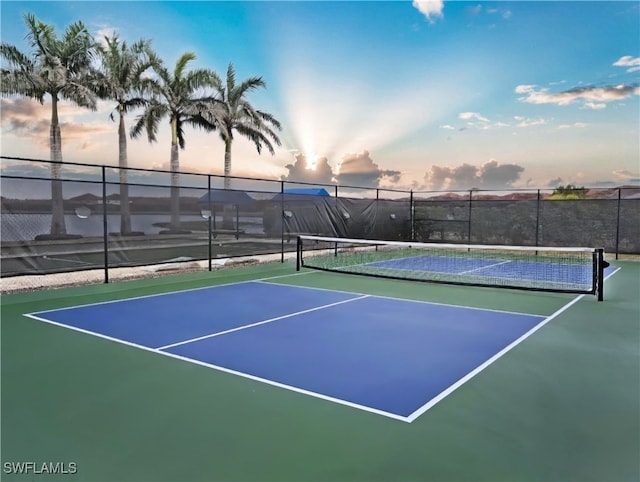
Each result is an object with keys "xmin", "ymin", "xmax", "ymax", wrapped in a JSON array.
[{"xmin": 1, "ymin": 0, "xmax": 639, "ymax": 193}]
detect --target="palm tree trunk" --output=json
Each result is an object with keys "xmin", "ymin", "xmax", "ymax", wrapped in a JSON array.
[
  {"xmin": 170, "ymin": 118, "xmax": 180, "ymax": 230},
  {"xmin": 223, "ymin": 139, "xmax": 232, "ymax": 190},
  {"xmin": 222, "ymin": 138, "xmax": 234, "ymax": 229},
  {"xmin": 118, "ymin": 110, "xmax": 132, "ymax": 234},
  {"xmin": 49, "ymin": 95, "xmax": 67, "ymax": 237}
]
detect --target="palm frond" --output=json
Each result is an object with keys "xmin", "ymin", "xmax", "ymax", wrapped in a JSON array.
[
  {"xmin": 60, "ymin": 81, "xmax": 97, "ymax": 109},
  {"xmin": 0, "ymin": 43, "xmax": 33, "ymax": 69},
  {"xmin": 174, "ymin": 52, "xmax": 197, "ymax": 81},
  {"xmin": 130, "ymin": 101, "xmax": 166, "ymax": 142},
  {"xmin": 257, "ymin": 110, "xmax": 282, "ymax": 132},
  {"xmin": 234, "ymin": 123, "xmax": 277, "ymax": 155}
]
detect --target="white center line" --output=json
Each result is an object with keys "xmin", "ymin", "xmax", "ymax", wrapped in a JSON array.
[
  {"xmin": 459, "ymin": 259, "xmax": 512, "ymax": 274},
  {"xmin": 156, "ymin": 294, "xmax": 370, "ymax": 351}
]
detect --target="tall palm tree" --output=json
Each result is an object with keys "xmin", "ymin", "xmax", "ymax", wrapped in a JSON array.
[
  {"xmin": 208, "ymin": 63, "xmax": 281, "ymax": 228},
  {"xmin": 212, "ymin": 63, "xmax": 282, "ymax": 191},
  {"xmin": 96, "ymin": 35, "xmax": 154, "ymax": 235},
  {"xmin": 131, "ymin": 52, "xmax": 220, "ymax": 232},
  {"xmin": 0, "ymin": 13, "xmax": 97, "ymax": 238}
]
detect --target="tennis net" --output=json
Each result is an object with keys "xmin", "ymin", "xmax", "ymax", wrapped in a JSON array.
[{"xmin": 296, "ymin": 235, "xmax": 608, "ymax": 300}]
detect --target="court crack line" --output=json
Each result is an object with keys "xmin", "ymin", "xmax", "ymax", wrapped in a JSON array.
[{"xmin": 155, "ymin": 294, "xmax": 370, "ymax": 351}]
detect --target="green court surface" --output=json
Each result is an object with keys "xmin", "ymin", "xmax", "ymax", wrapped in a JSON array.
[{"xmin": 1, "ymin": 260, "xmax": 639, "ymax": 482}]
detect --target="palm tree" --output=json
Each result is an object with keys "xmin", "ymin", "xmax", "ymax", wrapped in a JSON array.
[
  {"xmin": 0, "ymin": 13, "xmax": 97, "ymax": 239},
  {"xmin": 131, "ymin": 52, "xmax": 220, "ymax": 232},
  {"xmin": 212, "ymin": 63, "xmax": 282, "ymax": 191},
  {"xmin": 208, "ymin": 63, "xmax": 282, "ymax": 227},
  {"xmin": 96, "ymin": 35, "xmax": 153, "ymax": 235}
]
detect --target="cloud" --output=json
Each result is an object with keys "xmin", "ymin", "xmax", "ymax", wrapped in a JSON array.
[
  {"xmin": 336, "ymin": 150, "xmax": 401, "ymax": 188},
  {"xmin": 558, "ymin": 122, "xmax": 588, "ymax": 129},
  {"xmin": 547, "ymin": 177, "xmax": 564, "ymax": 188},
  {"xmin": 480, "ymin": 160, "xmax": 525, "ymax": 189},
  {"xmin": 459, "ymin": 112, "xmax": 490, "ymax": 122},
  {"xmin": 455, "ymin": 112, "xmax": 511, "ymax": 131},
  {"xmin": 513, "ymin": 116, "xmax": 546, "ymax": 128},
  {"xmin": 486, "ymin": 7, "xmax": 512, "ymax": 19},
  {"xmin": 613, "ymin": 55, "xmax": 640, "ymax": 73},
  {"xmin": 412, "ymin": 0, "xmax": 444, "ymax": 24},
  {"xmin": 583, "ymin": 102, "xmax": 607, "ymax": 110},
  {"xmin": 1, "ymin": 99, "xmax": 63, "ymax": 149},
  {"xmin": 281, "ymin": 153, "xmax": 335, "ymax": 185},
  {"xmin": 93, "ymin": 25, "xmax": 118, "ymax": 46},
  {"xmin": 515, "ymin": 83, "xmax": 640, "ymax": 109},
  {"xmin": 612, "ymin": 169, "xmax": 640, "ymax": 182},
  {"xmin": 1, "ymin": 98, "xmax": 111, "ymax": 151},
  {"xmin": 424, "ymin": 160, "xmax": 525, "ymax": 190}
]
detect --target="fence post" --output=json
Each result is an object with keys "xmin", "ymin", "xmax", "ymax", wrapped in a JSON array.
[
  {"xmin": 615, "ymin": 188, "xmax": 621, "ymax": 260},
  {"xmin": 208, "ymin": 175, "xmax": 212, "ymax": 271},
  {"xmin": 375, "ymin": 188, "xmax": 379, "ymax": 243},
  {"xmin": 535, "ymin": 189, "xmax": 541, "ymax": 247},
  {"xmin": 467, "ymin": 190, "xmax": 473, "ymax": 243},
  {"xmin": 280, "ymin": 180, "xmax": 285, "ymax": 263},
  {"xmin": 410, "ymin": 190, "xmax": 414, "ymax": 241},
  {"xmin": 101, "ymin": 166, "xmax": 109, "ymax": 284}
]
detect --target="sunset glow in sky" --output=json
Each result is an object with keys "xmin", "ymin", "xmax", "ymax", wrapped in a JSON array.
[{"xmin": 1, "ymin": 1, "xmax": 639, "ymax": 191}]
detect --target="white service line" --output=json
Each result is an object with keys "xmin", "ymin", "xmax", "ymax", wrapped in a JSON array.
[{"xmin": 156, "ymin": 294, "xmax": 370, "ymax": 351}]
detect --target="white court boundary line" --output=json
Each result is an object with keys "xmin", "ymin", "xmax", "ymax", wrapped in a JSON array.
[
  {"xmin": 405, "ymin": 265, "xmax": 622, "ymax": 422},
  {"xmin": 256, "ymin": 279, "xmax": 547, "ymax": 318},
  {"xmin": 23, "ymin": 267, "xmax": 621, "ymax": 424},
  {"xmin": 459, "ymin": 259, "xmax": 512, "ymax": 274},
  {"xmin": 406, "ymin": 294, "xmax": 584, "ymax": 422},
  {"xmin": 28, "ymin": 270, "xmax": 315, "ymax": 315},
  {"xmin": 157, "ymin": 295, "xmax": 369, "ymax": 350},
  {"xmin": 24, "ymin": 311, "xmax": 408, "ymax": 423}
]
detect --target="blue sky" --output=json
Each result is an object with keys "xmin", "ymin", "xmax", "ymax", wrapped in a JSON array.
[{"xmin": 1, "ymin": 1, "xmax": 639, "ymax": 192}]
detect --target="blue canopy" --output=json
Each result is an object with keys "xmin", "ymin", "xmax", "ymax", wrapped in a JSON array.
[
  {"xmin": 283, "ymin": 188, "xmax": 330, "ymax": 196},
  {"xmin": 271, "ymin": 188, "xmax": 332, "ymax": 202}
]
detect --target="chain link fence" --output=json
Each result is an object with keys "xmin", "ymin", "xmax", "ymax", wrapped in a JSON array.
[{"xmin": 1, "ymin": 156, "xmax": 638, "ymax": 288}]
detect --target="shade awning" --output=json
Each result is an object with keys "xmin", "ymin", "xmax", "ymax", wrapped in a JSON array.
[{"xmin": 270, "ymin": 188, "xmax": 332, "ymax": 202}]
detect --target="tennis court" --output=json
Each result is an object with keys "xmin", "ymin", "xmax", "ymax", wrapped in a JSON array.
[{"xmin": 2, "ymin": 251, "xmax": 639, "ymax": 481}]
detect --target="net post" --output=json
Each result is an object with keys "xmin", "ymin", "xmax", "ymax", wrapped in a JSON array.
[
  {"xmin": 296, "ymin": 236, "xmax": 301, "ymax": 271},
  {"xmin": 596, "ymin": 248, "xmax": 606, "ymax": 301}
]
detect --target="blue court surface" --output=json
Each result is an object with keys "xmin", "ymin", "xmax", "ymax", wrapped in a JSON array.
[
  {"xmin": 28, "ymin": 281, "xmax": 549, "ymax": 422},
  {"xmin": 370, "ymin": 255, "xmax": 594, "ymax": 286}
]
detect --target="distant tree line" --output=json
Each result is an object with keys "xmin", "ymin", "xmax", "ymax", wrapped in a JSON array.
[{"xmin": 550, "ymin": 184, "xmax": 588, "ymax": 199}]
